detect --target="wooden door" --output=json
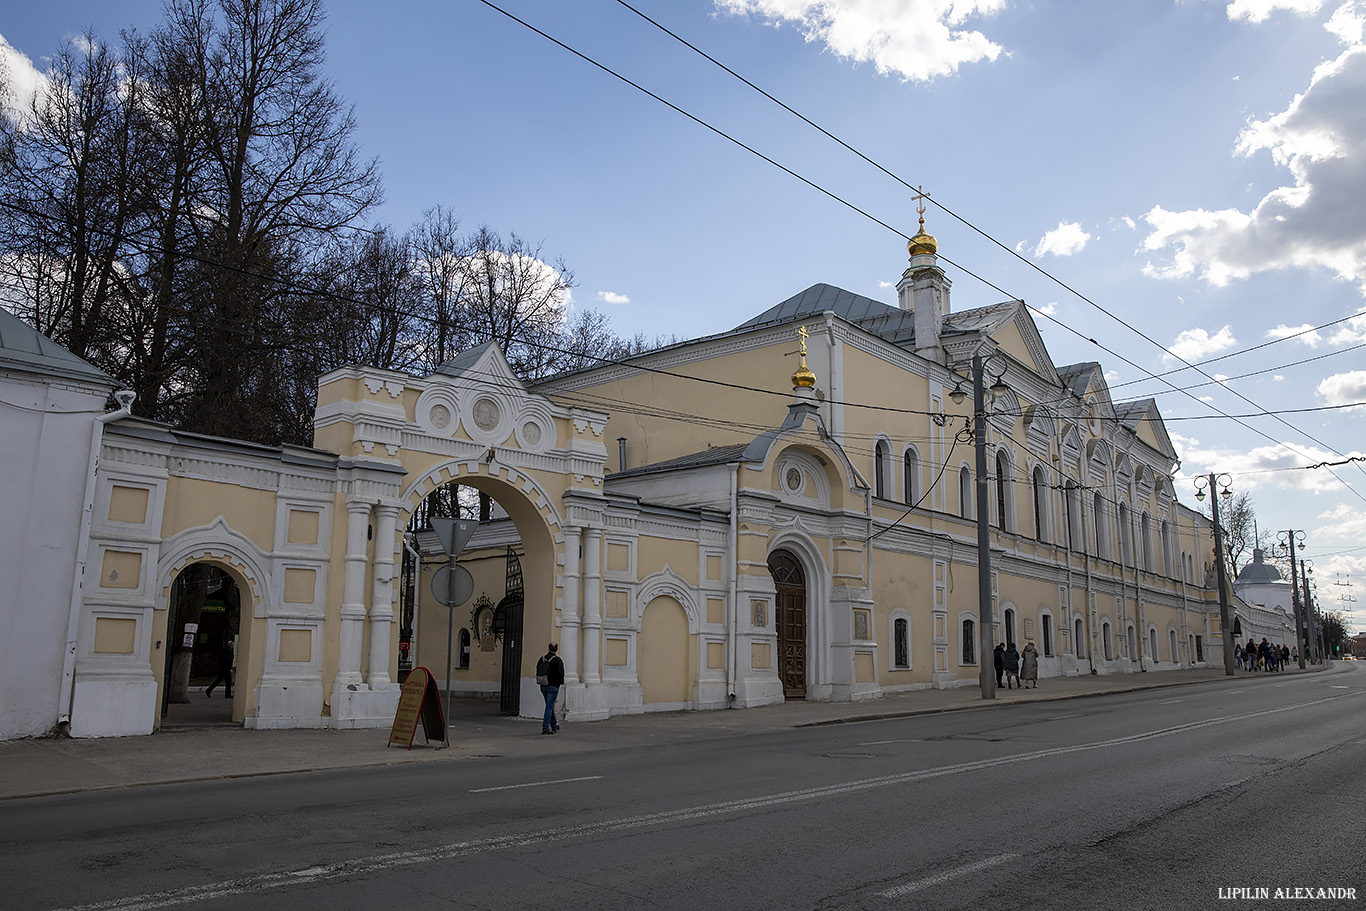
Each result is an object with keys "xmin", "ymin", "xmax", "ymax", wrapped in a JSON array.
[{"xmin": 768, "ymin": 550, "xmax": 807, "ymax": 699}]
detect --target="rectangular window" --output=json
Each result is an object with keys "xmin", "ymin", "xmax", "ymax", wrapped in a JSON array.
[{"xmin": 1043, "ymin": 615, "xmax": 1054, "ymax": 657}]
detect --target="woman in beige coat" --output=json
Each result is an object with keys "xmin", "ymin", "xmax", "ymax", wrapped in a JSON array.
[{"xmin": 1020, "ymin": 641, "xmax": 1039, "ymax": 689}]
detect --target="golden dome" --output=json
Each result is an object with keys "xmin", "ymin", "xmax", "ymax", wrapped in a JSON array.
[
  {"xmin": 908, "ymin": 213, "xmax": 937, "ymax": 257},
  {"xmin": 792, "ymin": 364, "xmax": 817, "ymax": 389},
  {"xmin": 908, "ymin": 188, "xmax": 938, "ymax": 257}
]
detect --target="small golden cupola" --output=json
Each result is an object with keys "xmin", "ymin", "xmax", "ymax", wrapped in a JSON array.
[
  {"xmin": 791, "ymin": 324, "xmax": 817, "ymax": 389},
  {"xmin": 907, "ymin": 189, "xmax": 938, "ymax": 258}
]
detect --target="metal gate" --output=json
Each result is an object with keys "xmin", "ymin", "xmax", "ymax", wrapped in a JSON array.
[{"xmin": 498, "ymin": 547, "xmax": 525, "ymax": 715}]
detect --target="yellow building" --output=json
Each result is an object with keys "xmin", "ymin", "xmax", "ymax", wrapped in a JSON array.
[{"xmin": 26, "ymin": 225, "xmax": 1227, "ymax": 737}]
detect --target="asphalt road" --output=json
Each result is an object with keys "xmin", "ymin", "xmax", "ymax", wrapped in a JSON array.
[{"xmin": 6, "ymin": 664, "xmax": 1364, "ymax": 911}]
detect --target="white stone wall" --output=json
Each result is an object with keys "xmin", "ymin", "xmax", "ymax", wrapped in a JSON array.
[{"xmin": 0, "ymin": 372, "xmax": 109, "ymax": 738}]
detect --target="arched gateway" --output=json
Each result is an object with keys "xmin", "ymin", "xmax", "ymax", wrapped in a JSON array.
[{"xmin": 66, "ymin": 339, "xmax": 878, "ymax": 735}]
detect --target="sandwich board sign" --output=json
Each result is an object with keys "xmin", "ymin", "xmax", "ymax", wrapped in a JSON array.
[{"xmin": 388, "ymin": 666, "xmax": 446, "ymax": 749}]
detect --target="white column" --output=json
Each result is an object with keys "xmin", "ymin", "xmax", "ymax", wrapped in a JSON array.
[
  {"xmin": 336, "ymin": 499, "xmax": 371, "ymax": 687},
  {"xmin": 560, "ymin": 527, "xmax": 582, "ymax": 684},
  {"xmin": 366, "ymin": 503, "xmax": 400, "ymax": 686},
  {"xmin": 581, "ymin": 527, "xmax": 602, "ymax": 685}
]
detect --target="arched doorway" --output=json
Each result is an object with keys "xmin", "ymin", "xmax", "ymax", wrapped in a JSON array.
[
  {"xmin": 162, "ymin": 562, "xmax": 241, "ymax": 727},
  {"xmin": 767, "ymin": 550, "xmax": 807, "ymax": 699},
  {"xmin": 401, "ymin": 471, "xmax": 556, "ymax": 721}
]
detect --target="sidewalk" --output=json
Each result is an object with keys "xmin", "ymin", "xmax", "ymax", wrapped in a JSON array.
[{"xmin": 0, "ymin": 662, "xmax": 1332, "ymax": 801}]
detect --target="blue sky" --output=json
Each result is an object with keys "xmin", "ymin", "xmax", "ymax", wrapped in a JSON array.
[{"xmin": 5, "ymin": 0, "xmax": 1365, "ymax": 631}]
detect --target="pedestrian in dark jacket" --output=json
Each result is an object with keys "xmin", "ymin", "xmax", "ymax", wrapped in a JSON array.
[
  {"xmin": 537, "ymin": 642, "xmax": 565, "ymax": 734},
  {"xmin": 1003, "ymin": 643, "xmax": 1021, "ymax": 689},
  {"xmin": 993, "ymin": 642, "xmax": 1006, "ymax": 687}
]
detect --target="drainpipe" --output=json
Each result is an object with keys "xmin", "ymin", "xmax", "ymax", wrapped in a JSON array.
[
  {"xmin": 727, "ymin": 462, "xmax": 739, "ymax": 706},
  {"xmin": 58, "ymin": 390, "xmax": 136, "ymax": 728}
]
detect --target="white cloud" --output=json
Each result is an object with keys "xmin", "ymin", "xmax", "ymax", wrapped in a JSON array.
[
  {"xmin": 1034, "ymin": 301, "xmax": 1058, "ymax": 316},
  {"xmin": 1275, "ymin": 374, "xmax": 1286, "ymax": 380},
  {"xmin": 1317, "ymin": 368, "xmax": 1366, "ymax": 406},
  {"xmin": 0, "ymin": 33, "xmax": 47, "ymax": 120},
  {"xmin": 1141, "ymin": 10, "xmax": 1366, "ymax": 293},
  {"xmin": 1164, "ymin": 325, "xmax": 1237, "ymax": 363},
  {"xmin": 878, "ymin": 280, "xmax": 895, "ymax": 288},
  {"xmin": 1033, "ymin": 221, "xmax": 1092, "ymax": 257},
  {"xmin": 1172, "ymin": 431, "xmax": 1361, "ymax": 494},
  {"xmin": 714, "ymin": 0, "xmax": 1008, "ymax": 82},
  {"xmin": 1326, "ymin": 0, "xmax": 1366, "ymax": 42},
  {"xmin": 1266, "ymin": 322, "xmax": 1324, "ymax": 346},
  {"xmin": 1226, "ymin": 0, "xmax": 1328, "ymax": 24},
  {"xmin": 596, "ymin": 290, "xmax": 630, "ymax": 305},
  {"xmin": 1327, "ymin": 307, "xmax": 1366, "ymax": 343}
]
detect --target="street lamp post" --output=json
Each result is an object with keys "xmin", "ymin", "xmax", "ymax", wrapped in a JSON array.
[
  {"xmin": 1194, "ymin": 473, "xmax": 1236, "ymax": 676},
  {"xmin": 952, "ymin": 351, "xmax": 1008, "ymax": 700},
  {"xmin": 1278, "ymin": 529, "xmax": 1308, "ymax": 669}
]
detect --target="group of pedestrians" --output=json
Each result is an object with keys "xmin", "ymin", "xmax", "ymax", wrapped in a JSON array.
[
  {"xmin": 993, "ymin": 641, "xmax": 1039, "ymax": 689},
  {"xmin": 1235, "ymin": 637, "xmax": 1294, "ymax": 672}
]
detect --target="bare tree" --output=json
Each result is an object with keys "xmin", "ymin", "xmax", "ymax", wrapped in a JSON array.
[
  {"xmin": 168, "ymin": 0, "xmax": 381, "ymax": 442},
  {"xmin": 0, "ymin": 31, "xmax": 148, "ymax": 366}
]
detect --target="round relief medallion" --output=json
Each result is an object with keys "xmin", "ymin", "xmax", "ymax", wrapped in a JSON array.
[
  {"xmin": 785, "ymin": 467, "xmax": 803, "ymax": 492},
  {"xmin": 429, "ymin": 404, "xmax": 451, "ymax": 429},
  {"xmin": 472, "ymin": 398, "xmax": 501, "ymax": 431},
  {"xmin": 522, "ymin": 421, "xmax": 542, "ymax": 446}
]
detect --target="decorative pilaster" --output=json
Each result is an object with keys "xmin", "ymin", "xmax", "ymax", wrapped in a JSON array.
[
  {"xmin": 582, "ymin": 527, "xmax": 602, "ymax": 685},
  {"xmin": 560, "ymin": 526, "xmax": 582, "ymax": 684},
  {"xmin": 366, "ymin": 502, "xmax": 400, "ymax": 685},
  {"xmin": 336, "ymin": 499, "xmax": 372, "ymax": 687}
]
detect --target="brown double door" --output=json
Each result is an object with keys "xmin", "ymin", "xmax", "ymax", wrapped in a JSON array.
[{"xmin": 768, "ymin": 550, "xmax": 807, "ymax": 699}]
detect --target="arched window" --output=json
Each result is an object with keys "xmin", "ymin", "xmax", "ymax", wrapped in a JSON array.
[
  {"xmin": 874, "ymin": 439, "xmax": 891, "ymax": 499},
  {"xmin": 1064, "ymin": 481, "xmax": 1081, "ymax": 551},
  {"xmin": 1127, "ymin": 624, "xmax": 1137, "ymax": 660},
  {"xmin": 1118, "ymin": 502, "xmax": 1133, "ymax": 566},
  {"xmin": 1149, "ymin": 627, "xmax": 1158, "ymax": 661},
  {"xmin": 1094, "ymin": 491, "xmax": 1108, "ymax": 558},
  {"xmin": 1141, "ymin": 512, "xmax": 1154, "ymax": 570},
  {"xmin": 457, "ymin": 628, "xmax": 471, "ymax": 669},
  {"xmin": 893, "ymin": 617, "xmax": 910, "ymax": 669},
  {"xmin": 1004, "ymin": 607, "xmax": 1017, "ymax": 646},
  {"xmin": 1169, "ymin": 628, "xmax": 1178, "ymax": 663},
  {"xmin": 1033, "ymin": 466, "xmax": 1049, "ymax": 542},
  {"xmin": 1075, "ymin": 617, "xmax": 1085, "ymax": 658},
  {"xmin": 962, "ymin": 618, "xmax": 976, "ymax": 665},
  {"xmin": 1102, "ymin": 621, "xmax": 1113, "ymax": 660},
  {"xmin": 959, "ymin": 467, "xmax": 973, "ymax": 520},
  {"xmin": 1042, "ymin": 612, "xmax": 1054, "ymax": 657},
  {"xmin": 1161, "ymin": 520, "xmax": 1173, "ymax": 577},
  {"xmin": 903, "ymin": 449, "xmax": 919, "ymax": 506},
  {"xmin": 995, "ymin": 451, "xmax": 1009, "ymax": 531}
]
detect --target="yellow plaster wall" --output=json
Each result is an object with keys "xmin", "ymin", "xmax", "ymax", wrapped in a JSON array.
[
  {"xmin": 637, "ymin": 536, "xmax": 699, "ymax": 586},
  {"xmin": 546, "ymin": 339, "xmax": 793, "ymax": 472},
  {"xmin": 161, "ymin": 478, "xmax": 277, "ymax": 552}
]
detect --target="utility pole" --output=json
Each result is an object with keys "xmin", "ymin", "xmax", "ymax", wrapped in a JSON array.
[{"xmin": 1279, "ymin": 530, "xmax": 1307, "ymax": 668}]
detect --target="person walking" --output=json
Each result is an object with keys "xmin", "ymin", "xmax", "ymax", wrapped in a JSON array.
[
  {"xmin": 536, "ymin": 642, "xmax": 565, "ymax": 734},
  {"xmin": 205, "ymin": 637, "xmax": 234, "ymax": 699},
  {"xmin": 994, "ymin": 642, "xmax": 1006, "ymax": 688},
  {"xmin": 1003, "ymin": 642, "xmax": 1021, "ymax": 689},
  {"xmin": 1020, "ymin": 641, "xmax": 1039, "ymax": 689}
]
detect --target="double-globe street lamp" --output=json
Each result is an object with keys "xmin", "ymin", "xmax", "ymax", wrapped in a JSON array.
[{"xmin": 1194, "ymin": 473, "xmax": 1236, "ymax": 676}]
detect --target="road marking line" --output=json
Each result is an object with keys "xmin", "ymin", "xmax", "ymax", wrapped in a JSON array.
[
  {"xmin": 859, "ymin": 739, "xmax": 924, "ymax": 745},
  {"xmin": 1330, "ymin": 685, "xmax": 1350, "ymax": 689},
  {"xmin": 1158, "ymin": 700, "xmax": 1184, "ymax": 705},
  {"xmin": 1048, "ymin": 713, "xmax": 1083, "ymax": 720},
  {"xmin": 469, "ymin": 775, "xmax": 603, "ymax": 793},
  {"xmin": 49, "ymin": 690, "xmax": 1362, "ymax": 911},
  {"xmin": 877, "ymin": 854, "xmax": 1020, "ymax": 898}
]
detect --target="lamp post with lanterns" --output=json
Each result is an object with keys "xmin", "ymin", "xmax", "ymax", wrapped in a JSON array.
[
  {"xmin": 950, "ymin": 351, "xmax": 1009, "ymax": 699},
  {"xmin": 1194, "ymin": 473, "xmax": 1236, "ymax": 676}
]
